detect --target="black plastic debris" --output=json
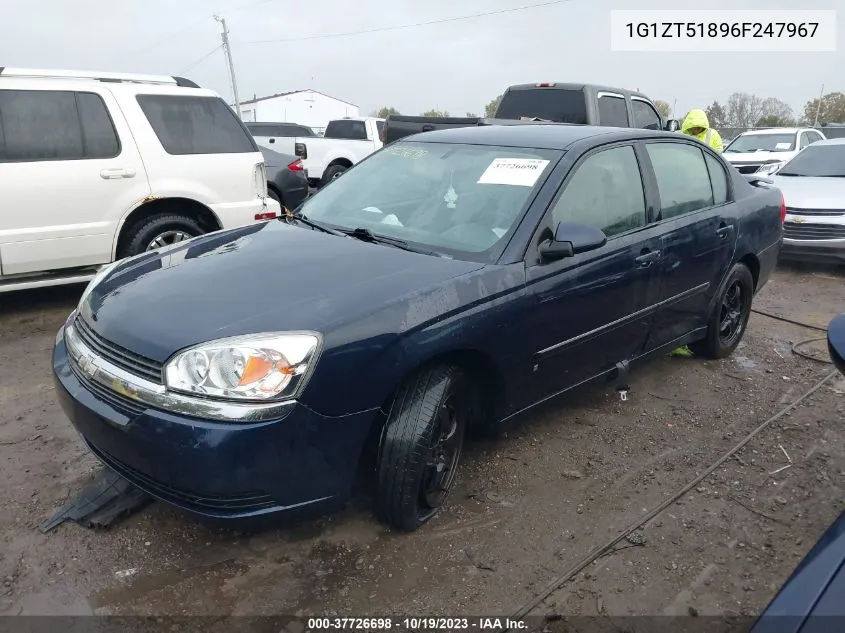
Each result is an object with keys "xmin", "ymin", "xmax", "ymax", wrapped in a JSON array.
[{"xmin": 39, "ymin": 467, "xmax": 152, "ymax": 533}]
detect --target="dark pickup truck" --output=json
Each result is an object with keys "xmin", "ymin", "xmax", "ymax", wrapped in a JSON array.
[{"xmin": 381, "ymin": 82, "xmax": 679, "ymax": 144}]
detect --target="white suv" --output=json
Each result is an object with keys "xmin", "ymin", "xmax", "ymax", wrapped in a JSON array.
[{"xmin": 0, "ymin": 67, "xmax": 281, "ymax": 292}]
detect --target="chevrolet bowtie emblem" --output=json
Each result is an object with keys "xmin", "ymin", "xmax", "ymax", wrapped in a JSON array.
[
  {"xmin": 792, "ymin": 216, "xmax": 805, "ymax": 223},
  {"xmin": 78, "ymin": 354, "xmax": 97, "ymax": 378}
]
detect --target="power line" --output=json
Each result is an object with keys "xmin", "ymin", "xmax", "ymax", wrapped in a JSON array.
[
  {"xmin": 125, "ymin": 16, "xmax": 212, "ymax": 59},
  {"xmin": 237, "ymin": 0, "xmax": 576, "ymax": 45},
  {"xmin": 176, "ymin": 45, "xmax": 223, "ymax": 75}
]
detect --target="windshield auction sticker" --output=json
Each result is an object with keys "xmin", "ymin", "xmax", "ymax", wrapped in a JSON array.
[{"xmin": 477, "ymin": 158, "xmax": 550, "ymax": 187}]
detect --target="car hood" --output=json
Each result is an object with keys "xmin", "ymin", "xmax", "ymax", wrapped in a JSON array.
[
  {"xmin": 724, "ymin": 150, "xmax": 794, "ymax": 163},
  {"xmin": 79, "ymin": 221, "xmax": 483, "ymax": 362},
  {"xmin": 770, "ymin": 175, "xmax": 845, "ymax": 209}
]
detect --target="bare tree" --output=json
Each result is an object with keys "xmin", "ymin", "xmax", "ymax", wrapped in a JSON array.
[
  {"xmin": 756, "ymin": 98, "xmax": 795, "ymax": 127},
  {"xmin": 653, "ymin": 100, "xmax": 672, "ymax": 119},
  {"xmin": 725, "ymin": 92, "xmax": 765, "ymax": 128}
]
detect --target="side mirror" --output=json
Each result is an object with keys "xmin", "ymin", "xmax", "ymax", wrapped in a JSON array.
[
  {"xmin": 664, "ymin": 119, "xmax": 680, "ymax": 132},
  {"xmin": 828, "ymin": 314, "xmax": 845, "ymax": 376},
  {"xmin": 539, "ymin": 221, "xmax": 607, "ymax": 261}
]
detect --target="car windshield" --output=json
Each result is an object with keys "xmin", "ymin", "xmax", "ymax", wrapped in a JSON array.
[
  {"xmin": 298, "ymin": 141, "xmax": 561, "ymax": 261},
  {"xmin": 725, "ymin": 133, "xmax": 796, "ymax": 153},
  {"xmin": 778, "ymin": 144, "xmax": 845, "ymax": 177}
]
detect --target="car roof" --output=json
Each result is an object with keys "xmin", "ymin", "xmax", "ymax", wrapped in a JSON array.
[
  {"xmin": 740, "ymin": 128, "xmax": 808, "ymax": 135},
  {"xmin": 810, "ymin": 137, "xmax": 845, "ymax": 146},
  {"xmin": 403, "ymin": 123, "xmax": 675, "ymax": 150}
]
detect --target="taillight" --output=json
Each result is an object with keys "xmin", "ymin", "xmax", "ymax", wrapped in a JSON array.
[
  {"xmin": 780, "ymin": 193, "xmax": 786, "ymax": 224},
  {"xmin": 295, "ymin": 142, "xmax": 307, "ymax": 159},
  {"xmin": 536, "ymin": 82, "xmax": 556, "ymax": 87},
  {"xmin": 288, "ymin": 159, "xmax": 304, "ymax": 171}
]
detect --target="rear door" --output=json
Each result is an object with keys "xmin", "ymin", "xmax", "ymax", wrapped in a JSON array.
[
  {"xmin": 129, "ymin": 91, "xmax": 264, "ymax": 215},
  {"xmin": 0, "ymin": 86, "xmax": 149, "ymax": 275},
  {"xmin": 640, "ymin": 139, "xmax": 737, "ymax": 350},
  {"xmin": 522, "ymin": 142, "xmax": 664, "ymax": 403}
]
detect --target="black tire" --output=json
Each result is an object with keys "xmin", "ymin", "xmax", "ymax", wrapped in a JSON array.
[
  {"xmin": 320, "ymin": 164, "xmax": 347, "ymax": 187},
  {"xmin": 120, "ymin": 213, "xmax": 203, "ymax": 258},
  {"xmin": 690, "ymin": 263, "xmax": 754, "ymax": 359},
  {"xmin": 375, "ymin": 366, "xmax": 471, "ymax": 532}
]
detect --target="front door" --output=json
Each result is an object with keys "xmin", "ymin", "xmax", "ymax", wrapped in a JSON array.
[
  {"xmin": 0, "ymin": 86, "xmax": 150, "ymax": 275},
  {"xmin": 641, "ymin": 140, "xmax": 737, "ymax": 349},
  {"xmin": 521, "ymin": 143, "xmax": 663, "ymax": 404}
]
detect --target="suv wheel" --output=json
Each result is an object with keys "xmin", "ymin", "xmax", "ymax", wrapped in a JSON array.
[
  {"xmin": 320, "ymin": 164, "xmax": 347, "ymax": 187},
  {"xmin": 121, "ymin": 213, "xmax": 203, "ymax": 257}
]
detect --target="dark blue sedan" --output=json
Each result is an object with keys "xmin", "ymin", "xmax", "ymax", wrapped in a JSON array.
[{"xmin": 52, "ymin": 124, "xmax": 784, "ymax": 531}]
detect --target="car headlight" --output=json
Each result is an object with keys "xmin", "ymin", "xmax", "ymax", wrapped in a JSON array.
[
  {"xmin": 164, "ymin": 332, "xmax": 321, "ymax": 402},
  {"xmin": 757, "ymin": 161, "xmax": 784, "ymax": 175}
]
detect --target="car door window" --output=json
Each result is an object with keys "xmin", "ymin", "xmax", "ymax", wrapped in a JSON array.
[
  {"xmin": 597, "ymin": 94, "xmax": 630, "ymax": 127},
  {"xmin": 704, "ymin": 153, "xmax": 728, "ymax": 205},
  {"xmin": 0, "ymin": 89, "xmax": 84, "ymax": 161},
  {"xmin": 632, "ymin": 99, "xmax": 661, "ymax": 130},
  {"xmin": 76, "ymin": 92, "xmax": 121, "ymax": 158},
  {"xmin": 646, "ymin": 142, "xmax": 715, "ymax": 220},
  {"xmin": 551, "ymin": 145, "xmax": 646, "ymax": 238},
  {"xmin": 807, "ymin": 131, "xmax": 824, "ymax": 145},
  {"xmin": 799, "ymin": 133, "xmax": 810, "ymax": 149}
]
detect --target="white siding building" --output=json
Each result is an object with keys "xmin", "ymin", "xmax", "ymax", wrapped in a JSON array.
[{"xmin": 238, "ymin": 90, "xmax": 359, "ymax": 135}]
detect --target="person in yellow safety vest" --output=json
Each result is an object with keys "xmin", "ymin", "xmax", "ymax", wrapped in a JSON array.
[
  {"xmin": 680, "ymin": 109, "xmax": 724, "ymax": 152},
  {"xmin": 670, "ymin": 107, "xmax": 725, "ymax": 360}
]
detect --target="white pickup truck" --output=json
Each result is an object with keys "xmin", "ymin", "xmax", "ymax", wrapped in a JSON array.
[{"xmin": 293, "ymin": 117, "xmax": 385, "ymax": 186}]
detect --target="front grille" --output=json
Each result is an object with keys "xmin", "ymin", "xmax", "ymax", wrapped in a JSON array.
[
  {"xmin": 70, "ymin": 362, "xmax": 146, "ymax": 416},
  {"xmin": 731, "ymin": 163, "xmax": 762, "ymax": 174},
  {"xmin": 74, "ymin": 317, "xmax": 163, "ymax": 383},
  {"xmin": 783, "ymin": 223, "xmax": 845, "ymax": 241},
  {"xmin": 87, "ymin": 441, "xmax": 278, "ymax": 513},
  {"xmin": 787, "ymin": 207, "xmax": 845, "ymax": 217}
]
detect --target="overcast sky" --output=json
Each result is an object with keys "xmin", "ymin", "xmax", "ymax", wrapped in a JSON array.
[{"xmin": 2, "ymin": 0, "xmax": 841, "ymax": 120}]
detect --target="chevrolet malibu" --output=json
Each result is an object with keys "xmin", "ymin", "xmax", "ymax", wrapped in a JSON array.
[{"xmin": 53, "ymin": 124, "xmax": 784, "ymax": 532}]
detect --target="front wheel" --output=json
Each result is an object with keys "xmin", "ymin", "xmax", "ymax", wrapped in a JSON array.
[
  {"xmin": 375, "ymin": 366, "xmax": 471, "ymax": 531},
  {"xmin": 690, "ymin": 263, "xmax": 754, "ymax": 359}
]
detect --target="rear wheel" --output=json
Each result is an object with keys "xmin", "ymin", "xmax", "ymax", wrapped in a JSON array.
[
  {"xmin": 375, "ymin": 366, "xmax": 471, "ymax": 531},
  {"xmin": 690, "ymin": 263, "xmax": 754, "ymax": 359},
  {"xmin": 320, "ymin": 164, "xmax": 347, "ymax": 187},
  {"xmin": 120, "ymin": 213, "xmax": 204, "ymax": 257}
]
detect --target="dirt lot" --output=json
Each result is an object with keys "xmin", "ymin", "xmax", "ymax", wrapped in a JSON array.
[{"xmin": 0, "ymin": 263, "xmax": 843, "ymax": 623}]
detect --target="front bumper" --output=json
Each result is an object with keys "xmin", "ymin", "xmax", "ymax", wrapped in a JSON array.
[
  {"xmin": 781, "ymin": 239, "xmax": 845, "ymax": 263},
  {"xmin": 780, "ymin": 215, "xmax": 845, "ymax": 263},
  {"xmin": 52, "ymin": 325, "xmax": 376, "ymax": 521}
]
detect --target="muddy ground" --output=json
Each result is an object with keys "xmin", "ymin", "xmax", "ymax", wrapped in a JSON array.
[{"xmin": 0, "ymin": 263, "xmax": 843, "ymax": 624}]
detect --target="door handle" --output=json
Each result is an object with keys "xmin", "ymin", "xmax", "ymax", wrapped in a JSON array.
[
  {"xmin": 100, "ymin": 168, "xmax": 136, "ymax": 179},
  {"xmin": 716, "ymin": 223, "xmax": 734, "ymax": 240},
  {"xmin": 635, "ymin": 249, "xmax": 661, "ymax": 268}
]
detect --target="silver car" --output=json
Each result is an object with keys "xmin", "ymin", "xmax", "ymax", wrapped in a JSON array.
[{"xmin": 771, "ymin": 138, "xmax": 845, "ymax": 264}]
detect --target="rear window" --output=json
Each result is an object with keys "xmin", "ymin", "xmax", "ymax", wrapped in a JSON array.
[
  {"xmin": 325, "ymin": 120, "xmax": 368, "ymax": 140},
  {"xmin": 495, "ymin": 88, "xmax": 588, "ymax": 124},
  {"xmin": 136, "ymin": 95, "xmax": 257, "ymax": 155}
]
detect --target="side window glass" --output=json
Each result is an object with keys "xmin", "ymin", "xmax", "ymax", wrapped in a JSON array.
[
  {"xmin": 704, "ymin": 153, "xmax": 728, "ymax": 205},
  {"xmin": 597, "ymin": 95, "xmax": 630, "ymax": 127},
  {"xmin": 551, "ymin": 145, "xmax": 646, "ymax": 238},
  {"xmin": 632, "ymin": 99, "xmax": 661, "ymax": 130},
  {"xmin": 0, "ymin": 89, "xmax": 84, "ymax": 161},
  {"xmin": 808, "ymin": 132, "xmax": 823, "ymax": 145},
  {"xmin": 277, "ymin": 126, "xmax": 297, "ymax": 137},
  {"xmin": 799, "ymin": 133, "xmax": 809, "ymax": 149},
  {"xmin": 646, "ymin": 142, "xmax": 714, "ymax": 220},
  {"xmin": 76, "ymin": 92, "xmax": 120, "ymax": 158}
]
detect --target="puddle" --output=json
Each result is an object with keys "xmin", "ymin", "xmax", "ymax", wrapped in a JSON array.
[{"xmin": 733, "ymin": 356, "xmax": 757, "ymax": 370}]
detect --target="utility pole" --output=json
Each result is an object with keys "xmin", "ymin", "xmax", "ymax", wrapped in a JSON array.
[
  {"xmin": 214, "ymin": 15, "xmax": 242, "ymax": 119},
  {"xmin": 812, "ymin": 84, "xmax": 824, "ymax": 128}
]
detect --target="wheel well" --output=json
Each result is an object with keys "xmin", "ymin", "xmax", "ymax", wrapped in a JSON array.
[
  {"xmin": 267, "ymin": 183, "xmax": 283, "ymax": 203},
  {"xmin": 359, "ymin": 348, "xmax": 506, "ymax": 471},
  {"xmin": 116, "ymin": 198, "xmax": 221, "ymax": 257},
  {"xmin": 738, "ymin": 253, "xmax": 760, "ymax": 290},
  {"xmin": 327, "ymin": 158, "xmax": 353, "ymax": 169}
]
